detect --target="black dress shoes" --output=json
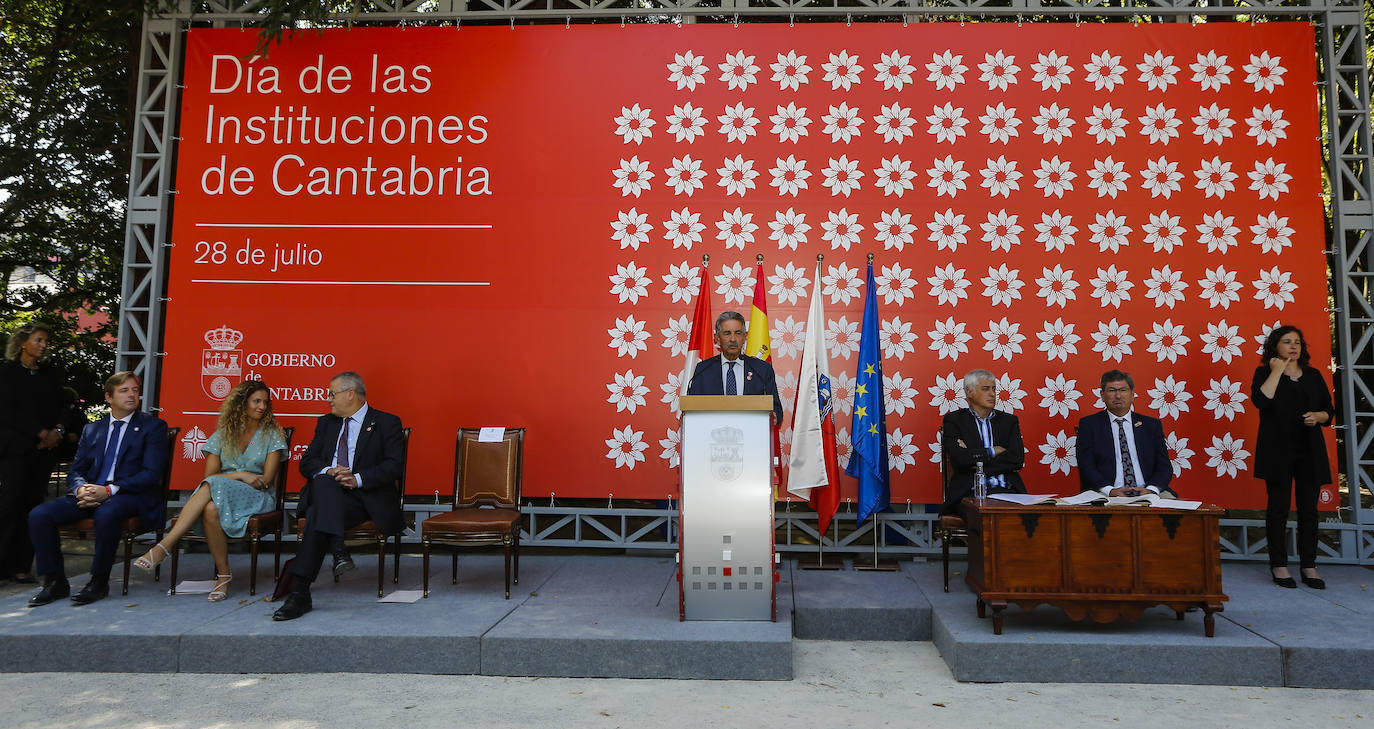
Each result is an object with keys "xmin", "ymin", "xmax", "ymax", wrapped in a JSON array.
[
  {"xmin": 332, "ymin": 551, "xmax": 355, "ymax": 577},
  {"xmin": 1271, "ymin": 570, "xmax": 1297, "ymax": 588},
  {"xmin": 70, "ymin": 579, "xmax": 110, "ymax": 605},
  {"xmin": 273, "ymin": 591, "xmax": 313, "ymax": 621},
  {"xmin": 27, "ymin": 579, "xmax": 70, "ymax": 607},
  {"xmin": 1301, "ymin": 575, "xmax": 1326, "ymax": 590}
]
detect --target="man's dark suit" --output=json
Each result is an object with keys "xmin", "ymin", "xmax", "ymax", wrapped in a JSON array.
[
  {"xmin": 28, "ymin": 411, "xmax": 169, "ymax": 580},
  {"xmin": 940, "ymin": 409, "xmax": 1026, "ymax": 514},
  {"xmin": 291, "ymin": 406, "xmax": 405, "ymax": 583},
  {"xmin": 686, "ymin": 354, "xmax": 784, "ymax": 424},
  {"xmin": 1075, "ymin": 410, "xmax": 1174, "ymax": 495}
]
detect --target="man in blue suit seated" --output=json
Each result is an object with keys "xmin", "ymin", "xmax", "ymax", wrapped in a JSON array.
[
  {"xmin": 1075, "ymin": 369, "xmax": 1175, "ymax": 498},
  {"xmin": 685, "ymin": 311, "xmax": 783, "ymax": 424},
  {"xmin": 27, "ymin": 372, "xmax": 169, "ymax": 606}
]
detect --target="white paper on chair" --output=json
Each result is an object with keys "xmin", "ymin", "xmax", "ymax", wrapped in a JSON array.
[
  {"xmin": 478, "ymin": 427, "xmax": 504, "ymax": 442},
  {"xmin": 175, "ymin": 580, "xmax": 217, "ymax": 594},
  {"xmin": 378, "ymin": 590, "xmax": 423, "ymax": 603}
]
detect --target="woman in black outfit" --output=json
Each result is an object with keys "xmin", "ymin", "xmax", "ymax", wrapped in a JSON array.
[
  {"xmin": 0, "ymin": 324, "xmax": 69, "ymax": 583},
  {"xmin": 1251, "ymin": 325, "xmax": 1334, "ymax": 589}
]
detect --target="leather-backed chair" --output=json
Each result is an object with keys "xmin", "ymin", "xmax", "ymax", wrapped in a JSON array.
[
  {"xmin": 168, "ymin": 426, "xmax": 295, "ymax": 596},
  {"xmin": 934, "ymin": 425, "xmax": 969, "ymax": 592},
  {"xmin": 295, "ymin": 427, "xmax": 411, "ymax": 598},
  {"xmin": 421, "ymin": 428, "xmax": 524, "ymax": 599},
  {"xmin": 59, "ymin": 427, "xmax": 180, "ymax": 595}
]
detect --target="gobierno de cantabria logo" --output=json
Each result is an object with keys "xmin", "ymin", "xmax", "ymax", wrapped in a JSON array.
[{"xmin": 201, "ymin": 325, "xmax": 243, "ymax": 400}]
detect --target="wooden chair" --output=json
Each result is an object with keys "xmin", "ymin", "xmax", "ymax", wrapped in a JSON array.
[
  {"xmin": 168, "ymin": 426, "xmax": 295, "ymax": 596},
  {"xmin": 59, "ymin": 427, "xmax": 180, "ymax": 596},
  {"xmin": 934, "ymin": 425, "xmax": 969, "ymax": 593},
  {"xmin": 295, "ymin": 427, "xmax": 411, "ymax": 597},
  {"xmin": 421, "ymin": 428, "xmax": 524, "ymax": 599}
]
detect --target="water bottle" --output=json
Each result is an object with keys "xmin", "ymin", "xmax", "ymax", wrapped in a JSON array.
[{"xmin": 974, "ymin": 460, "xmax": 987, "ymax": 503}]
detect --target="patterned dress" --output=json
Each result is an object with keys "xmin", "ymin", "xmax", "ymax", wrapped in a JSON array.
[{"xmin": 199, "ymin": 427, "xmax": 288, "ymax": 538}]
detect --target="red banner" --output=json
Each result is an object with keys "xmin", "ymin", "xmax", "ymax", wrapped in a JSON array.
[{"xmin": 162, "ymin": 23, "xmax": 1331, "ymax": 509}]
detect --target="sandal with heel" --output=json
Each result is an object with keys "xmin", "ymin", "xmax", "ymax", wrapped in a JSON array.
[
  {"xmin": 208, "ymin": 573, "xmax": 232, "ymax": 602},
  {"xmin": 133, "ymin": 543, "xmax": 169, "ymax": 572}
]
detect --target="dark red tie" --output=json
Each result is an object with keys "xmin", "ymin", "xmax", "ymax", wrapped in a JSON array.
[{"xmin": 335, "ymin": 418, "xmax": 351, "ymax": 468}]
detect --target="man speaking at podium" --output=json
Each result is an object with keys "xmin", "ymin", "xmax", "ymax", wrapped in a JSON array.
[{"xmin": 686, "ymin": 311, "xmax": 784, "ymax": 425}]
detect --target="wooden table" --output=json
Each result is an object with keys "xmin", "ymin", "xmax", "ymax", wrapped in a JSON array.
[{"xmin": 963, "ymin": 498, "xmax": 1228, "ymax": 636}]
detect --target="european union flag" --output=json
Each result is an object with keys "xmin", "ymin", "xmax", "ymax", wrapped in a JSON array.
[{"xmin": 844, "ymin": 260, "xmax": 889, "ymax": 523}]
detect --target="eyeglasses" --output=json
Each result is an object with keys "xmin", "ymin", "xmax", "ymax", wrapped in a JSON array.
[
  {"xmin": 327, "ymin": 387, "xmax": 354, "ymax": 399},
  {"xmin": 1103, "ymin": 387, "xmax": 1133, "ymax": 395}
]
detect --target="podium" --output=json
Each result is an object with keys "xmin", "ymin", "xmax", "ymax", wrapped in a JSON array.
[{"xmin": 676, "ymin": 395, "xmax": 777, "ymax": 621}]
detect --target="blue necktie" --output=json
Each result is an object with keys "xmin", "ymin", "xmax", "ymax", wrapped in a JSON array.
[
  {"xmin": 726, "ymin": 361, "xmax": 737, "ymax": 395},
  {"xmin": 100, "ymin": 420, "xmax": 125, "ymax": 485}
]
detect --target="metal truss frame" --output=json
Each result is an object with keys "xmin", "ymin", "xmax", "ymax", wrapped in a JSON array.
[{"xmin": 125, "ymin": 0, "xmax": 1374, "ymax": 562}]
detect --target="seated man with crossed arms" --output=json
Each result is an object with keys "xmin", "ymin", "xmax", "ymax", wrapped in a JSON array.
[
  {"xmin": 940, "ymin": 369, "xmax": 1026, "ymax": 515},
  {"xmin": 1075, "ymin": 369, "xmax": 1175, "ymax": 498}
]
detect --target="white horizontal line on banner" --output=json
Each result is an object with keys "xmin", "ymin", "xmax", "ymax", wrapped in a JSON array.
[
  {"xmin": 190, "ymin": 279, "xmax": 490, "ymax": 286},
  {"xmin": 181, "ymin": 411, "xmax": 322, "ymax": 417},
  {"xmin": 195, "ymin": 223, "xmax": 492, "ymax": 229}
]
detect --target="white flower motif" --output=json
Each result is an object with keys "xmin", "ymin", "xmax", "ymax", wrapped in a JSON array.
[
  {"xmin": 981, "ymin": 264, "xmax": 1024, "ymax": 307},
  {"xmin": 1087, "ymin": 156, "xmax": 1129, "ymax": 198},
  {"xmin": 770, "ymin": 155, "xmax": 811, "ymax": 197},
  {"xmin": 717, "ymin": 155, "xmax": 759, "ymax": 197},
  {"xmin": 928, "ymin": 372, "xmax": 968, "ymax": 415},
  {"xmin": 926, "ymin": 50, "xmax": 968, "ymax": 90},
  {"xmin": 714, "ymin": 261, "xmax": 756, "ymax": 305},
  {"xmin": 1089, "ymin": 264, "xmax": 1132, "ymax": 308},
  {"xmin": 613, "ymin": 103, "xmax": 654, "ymax": 145},
  {"xmin": 821, "ymin": 155, "xmax": 863, "ymax": 197},
  {"xmin": 1253, "ymin": 267, "xmax": 1297, "ymax": 310},
  {"xmin": 771, "ymin": 315, "xmax": 805, "ymax": 359},
  {"xmin": 1251, "ymin": 212, "xmax": 1293, "ymax": 255},
  {"xmin": 608, "ymin": 315, "xmax": 650, "ymax": 358},
  {"xmin": 1205, "ymin": 434, "xmax": 1250, "ymax": 477},
  {"xmin": 826, "ymin": 317, "xmax": 860, "ymax": 360},
  {"xmin": 874, "ymin": 50, "xmax": 915, "ymax": 90},
  {"xmin": 665, "ymin": 102, "xmax": 707, "ymax": 143},
  {"xmin": 609, "ymin": 261, "xmax": 650, "ymax": 304},
  {"xmin": 873, "ymin": 103, "xmax": 917, "ymax": 144},
  {"xmin": 771, "ymin": 51, "xmax": 811, "ymax": 91},
  {"xmin": 978, "ymin": 103, "xmax": 1021, "ymax": 145},
  {"xmin": 611, "ymin": 208, "xmax": 650, "ymax": 250},
  {"xmin": 1166, "ymin": 432, "xmax": 1194, "ymax": 474},
  {"xmin": 718, "ymin": 51, "xmax": 760, "ymax": 90},
  {"xmin": 1032, "ymin": 103, "xmax": 1075, "ymax": 144},
  {"xmin": 667, "ymin": 51, "xmax": 707, "ymax": 91},
  {"xmin": 1243, "ymin": 52, "xmax": 1286, "ymax": 92},
  {"xmin": 982, "ymin": 318, "xmax": 1026, "ymax": 362},
  {"xmin": 1147, "ymin": 375, "xmax": 1192, "ymax": 420},
  {"xmin": 926, "ymin": 155, "xmax": 969, "ymax": 197},
  {"xmin": 1192, "ymin": 103, "xmax": 1236, "ymax": 145},
  {"xmin": 1200, "ymin": 320, "xmax": 1243, "ymax": 364},
  {"xmin": 836, "ymin": 427, "xmax": 853, "ymax": 469},
  {"xmin": 874, "ymin": 208, "xmax": 916, "ymax": 251},
  {"xmin": 664, "ymin": 155, "xmax": 706, "ymax": 197},
  {"xmin": 1085, "ymin": 103, "xmax": 1127, "ymax": 144},
  {"xmin": 769, "ymin": 208, "xmax": 810, "ymax": 251},
  {"xmin": 1196, "ymin": 211, "xmax": 1239, "ymax": 253},
  {"xmin": 881, "ymin": 316, "xmax": 918, "ymax": 360},
  {"xmin": 926, "ymin": 317, "xmax": 971, "ymax": 361},
  {"xmin": 612, "ymin": 156, "xmax": 652, "ymax": 197},
  {"xmin": 1198, "ymin": 266, "xmax": 1242, "ymax": 309},
  {"xmin": 874, "ymin": 155, "xmax": 917, "ymax": 197},
  {"xmin": 1191, "ymin": 50, "xmax": 1233, "ymax": 92},
  {"xmin": 1083, "ymin": 50, "xmax": 1125, "ymax": 91},
  {"xmin": 995, "ymin": 374, "xmax": 1027, "ymax": 412},
  {"xmin": 1138, "ymin": 104, "xmax": 1182, "ymax": 145},
  {"xmin": 1034, "ymin": 156, "xmax": 1075, "ymax": 199},
  {"xmin": 1037, "ymin": 318, "xmax": 1081, "ymax": 362},
  {"xmin": 875, "ymin": 262, "xmax": 917, "ymax": 306},
  {"xmin": 887, "ymin": 428, "xmax": 918, "ymax": 473},
  {"xmin": 1092, "ymin": 318, "xmax": 1135, "ymax": 362},
  {"xmin": 1194, "ymin": 157, "xmax": 1238, "ymax": 199},
  {"xmin": 607, "ymin": 369, "xmax": 649, "ymax": 413},
  {"xmin": 659, "ymin": 427, "xmax": 681, "ymax": 468},
  {"xmin": 1031, "ymin": 51, "xmax": 1073, "ymax": 91},
  {"xmin": 1087, "ymin": 211, "xmax": 1131, "ymax": 254},
  {"xmin": 821, "ymin": 103, "xmax": 863, "ymax": 143},
  {"xmin": 1140, "ymin": 156, "xmax": 1183, "ymax": 198},
  {"xmin": 821, "ymin": 209, "xmax": 863, "ymax": 251},
  {"xmin": 715, "ymin": 207, "xmax": 758, "ymax": 250},
  {"xmin": 981, "ymin": 209, "xmax": 1023, "ymax": 253},
  {"xmin": 770, "ymin": 103, "xmax": 811, "ymax": 143},
  {"xmin": 823, "ymin": 50, "xmax": 864, "ymax": 91},
  {"xmin": 882, "ymin": 373, "xmax": 918, "ymax": 416},
  {"xmin": 1144, "ymin": 266, "xmax": 1187, "ymax": 310},
  {"xmin": 664, "ymin": 207, "xmax": 705, "ymax": 250},
  {"xmin": 822, "ymin": 263, "xmax": 863, "ymax": 305},
  {"xmin": 1137, "ymin": 51, "xmax": 1179, "ymax": 91},
  {"xmin": 661, "ymin": 372, "xmax": 684, "ymax": 415},
  {"xmin": 717, "ymin": 103, "xmax": 759, "ymax": 143},
  {"xmin": 1203, "ymin": 376, "xmax": 1247, "ymax": 421},
  {"xmin": 605, "ymin": 426, "xmax": 648, "ymax": 470},
  {"xmin": 660, "ymin": 314, "xmax": 691, "ymax": 355},
  {"xmin": 980, "ymin": 156, "xmax": 1022, "ymax": 198},
  {"xmin": 1146, "ymin": 320, "xmax": 1191, "ymax": 365},
  {"xmin": 1033, "ymin": 209, "xmax": 1077, "ymax": 253},
  {"xmin": 1246, "ymin": 104, "xmax": 1289, "ymax": 146},
  {"xmin": 928, "ymin": 208, "xmax": 971, "ymax": 252},
  {"xmin": 926, "ymin": 103, "xmax": 969, "ymax": 144},
  {"xmin": 1038, "ymin": 374, "xmax": 1083, "ymax": 419},
  {"xmin": 1143, "ymin": 211, "xmax": 1185, "ymax": 253},
  {"xmin": 978, "ymin": 50, "xmax": 1019, "ymax": 91},
  {"xmin": 1249, "ymin": 158, "xmax": 1292, "ymax": 201},
  {"xmin": 927, "ymin": 263, "xmax": 971, "ymax": 306},
  {"xmin": 831, "ymin": 372, "xmax": 856, "ymax": 416},
  {"xmin": 661, "ymin": 264, "xmax": 700, "ymax": 306},
  {"xmin": 767, "ymin": 262, "xmax": 810, "ymax": 306},
  {"xmin": 1040, "ymin": 430, "xmax": 1077, "ymax": 475},
  {"xmin": 1036, "ymin": 266, "xmax": 1079, "ymax": 308}
]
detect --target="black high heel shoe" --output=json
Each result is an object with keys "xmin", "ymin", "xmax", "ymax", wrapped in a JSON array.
[
  {"xmin": 1300, "ymin": 571, "xmax": 1326, "ymax": 590},
  {"xmin": 1271, "ymin": 569, "xmax": 1297, "ymax": 588}
]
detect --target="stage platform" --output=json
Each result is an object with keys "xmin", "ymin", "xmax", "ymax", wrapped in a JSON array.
[{"xmin": 0, "ymin": 553, "xmax": 1369, "ymax": 687}]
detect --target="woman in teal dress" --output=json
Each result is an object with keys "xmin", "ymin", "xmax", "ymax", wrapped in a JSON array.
[{"xmin": 134, "ymin": 380, "xmax": 286, "ymax": 601}]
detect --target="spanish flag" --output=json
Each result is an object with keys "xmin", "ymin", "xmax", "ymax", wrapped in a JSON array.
[{"xmin": 744, "ymin": 258, "xmax": 770, "ymax": 361}]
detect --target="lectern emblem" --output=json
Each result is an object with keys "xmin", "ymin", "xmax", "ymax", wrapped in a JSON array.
[
  {"xmin": 710, "ymin": 424, "xmax": 744, "ymax": 482},
  {"xmin": 201, "ymin": 325, "xmax": 244, "ymax": 400}
]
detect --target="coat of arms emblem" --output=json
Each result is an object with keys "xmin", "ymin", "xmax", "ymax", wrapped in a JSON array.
[
  {"xmin": 709, "ymin": 424, "xmax": 744, "ymax": 482},
  {"xmin": 201, "ymin": 325, "xmax": 243, "ymax": 400}
]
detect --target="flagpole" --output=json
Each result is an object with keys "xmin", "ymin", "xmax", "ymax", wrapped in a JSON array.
[
  {"xmin": 854, "ymin": 253, "xmax": 898, "ymax": 572},
  {"xmin": 796, "ymin": 253, "xmax": 842, "ymax": 571}
]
